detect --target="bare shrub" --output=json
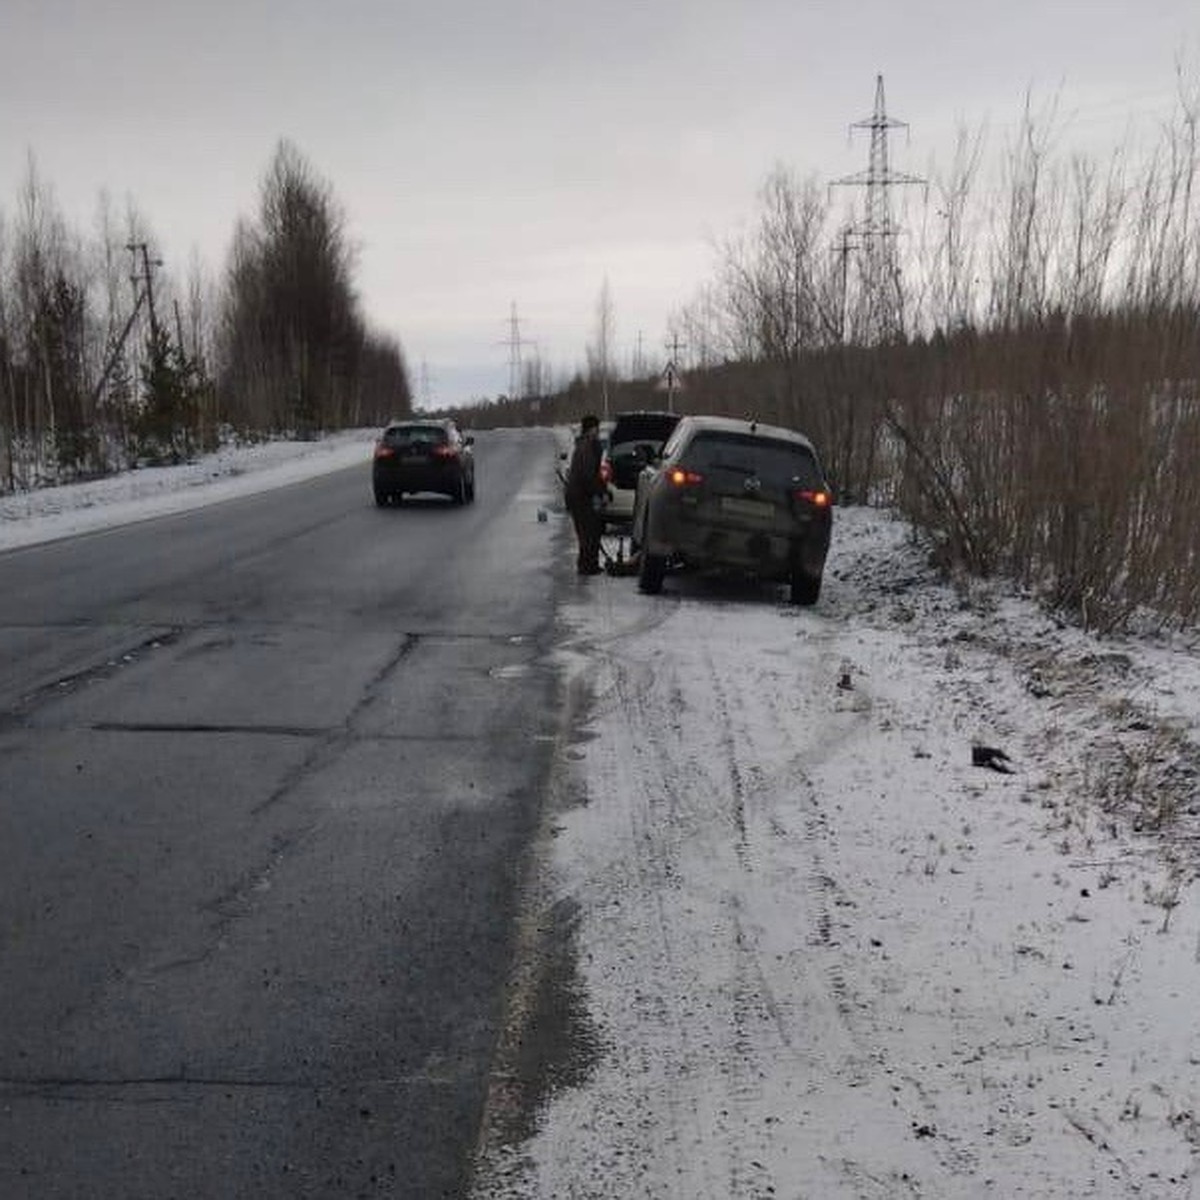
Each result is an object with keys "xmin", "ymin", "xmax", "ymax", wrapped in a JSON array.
[{"xmin": 884, "ymin": 74, "xmax": 1200, "ymax": 631}]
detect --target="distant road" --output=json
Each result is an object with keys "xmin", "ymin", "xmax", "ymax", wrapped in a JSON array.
[{"xmin": 0, "ymin": 428, "xmax": 564, "ymax": 1198}]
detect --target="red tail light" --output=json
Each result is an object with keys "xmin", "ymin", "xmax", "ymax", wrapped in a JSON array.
[
  {"xmin": 600, "ymin": 459, "xmax": 613, "ymax": 485},
  {"xmin": 374, "ymin": 443, "xmax": 395, "ymax": 459},
  {"xmin": 792, "ymin": 488, "xmax": 831, "ymax": 508},
  {"xmin": 432, "ymin": 444, "xmax": 458, "ymax": 460},
  {"xmin": 667, "ymin": 468, "xmax": 704, "ymax": 487}
]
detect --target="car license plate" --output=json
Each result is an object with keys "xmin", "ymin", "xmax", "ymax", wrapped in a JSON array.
[{"xmin": 720, "ymin": 496, "xmax": 773, "ymax": 521}]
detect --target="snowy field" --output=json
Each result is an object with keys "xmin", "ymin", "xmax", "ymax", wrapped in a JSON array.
[
  {"xmin": 477, "ymin": 443, "xmax": 1200, "ymax": 1196},
  {"xmin": 4, "ymin": 433, "xmax": 1199, "ymax": 1197}
]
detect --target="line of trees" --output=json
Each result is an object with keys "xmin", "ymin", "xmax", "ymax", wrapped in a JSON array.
[
  {"xmin": 466, "ymin": 77, "xmax": 1200, "ymax": 633},
  {"xmin": 0, "ymin": 140, "xmax": 411, "ymax": 492}
]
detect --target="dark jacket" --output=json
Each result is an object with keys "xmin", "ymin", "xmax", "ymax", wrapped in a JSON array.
[{"xmin": 564, "ymin": 433, "xmax": 604, "ymax": 511}]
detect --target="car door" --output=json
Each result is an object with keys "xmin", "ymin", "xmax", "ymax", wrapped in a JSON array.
[{"xmin": 631, "ymin": 422, "xmax": 686, "ymax": 546}]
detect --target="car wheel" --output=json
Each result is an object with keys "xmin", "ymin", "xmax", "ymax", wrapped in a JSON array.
[
  {"xmin": 639, "ymin": 550, "xmax": 666, "ymax": 594},
  {"xmin": 453, "ymin": 475, "xmax": 467, "ymax": 505},
  {"xmin": 467, "ymin": 474, "xmax": 476, "ymax": 503},
  {"xmin": 374, "ymin": 487, "xmax": 389, "ymax": 507},
  {"xmin": 790, "ymin": 569, "xmax": 822, "ymax": 606},
  {"xmin": 637, "ymin": 517, "xmax": 666, "ymax": 594}
]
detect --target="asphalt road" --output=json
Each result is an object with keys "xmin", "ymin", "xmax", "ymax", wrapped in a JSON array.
[{"xmin": 0, "ymin": 427, "xmax": 567, "ymax": 1198}]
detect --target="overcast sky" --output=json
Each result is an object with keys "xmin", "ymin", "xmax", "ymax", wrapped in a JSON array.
[{"xmin": 1, "ymin": 1, "xmax": 1197, "ymax": 407}]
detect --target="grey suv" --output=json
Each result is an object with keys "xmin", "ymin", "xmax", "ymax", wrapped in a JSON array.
[{"xmin": 630, "ymin": 415, "xmax": 833, "ymax": 604}]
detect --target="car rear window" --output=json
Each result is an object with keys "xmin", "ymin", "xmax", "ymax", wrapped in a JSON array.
[
  {"xmin": 684, "ymin": 432, "xmax": 824, "ymax": 488},
  {"xmin": 383, "ymin": 425, "xmax": 448, "ymax": 448},
  {"xmin": 609, "ymin": 414, "xmax": 679, "ymax": 449}
]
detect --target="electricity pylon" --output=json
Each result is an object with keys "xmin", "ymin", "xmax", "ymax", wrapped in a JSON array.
[
  {"xmin": 831, "ymin": 75, "xmax": 924, "ymax": 341},
  {"xmin": 499, "ymin": 302, "xmax": 536, "ymax": 400}
]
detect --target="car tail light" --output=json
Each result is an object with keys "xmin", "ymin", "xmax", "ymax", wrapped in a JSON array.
[
  {"xmin": 600, "ymin": 459, "xmax": 613, "ymax": 485},
  {"xmin": 792, "ymin": 488, "xmax": 831, "ymax": 508},
  {"xmin": 432, "ymin": 444, "xmax": 458, "ymax": 460},
  {"xmin": 667, "ymin": 468, "xmax": 704, "ymax": 487},
  {"xmin": 374, "ymin": 443, "xmax": 395, "ymax": 459}
]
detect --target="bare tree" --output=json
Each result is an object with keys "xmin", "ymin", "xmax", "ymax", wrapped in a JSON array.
[
  {"xmin": 217, "ymin": 140, "xmax": 409, "ymax": 435},
  {"xmin": 586, "ymin": 276, "xmax": 616, "ymax": 417}
]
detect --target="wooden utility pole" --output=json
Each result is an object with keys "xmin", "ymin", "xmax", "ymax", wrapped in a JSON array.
[
  {"xmin": 663, "ymin": 332, "xmax": 686, "ymax": 414},
  {"xmin": 86, "ymin": 288, "xmax": 145, "ymax": 411},
  {"xmin": 833, "ymin": 225, "xmax": 862, "ymax": 343},
  {"xmin": 127, "ymin": 242, "xmax": 163, "ymax": 342}
]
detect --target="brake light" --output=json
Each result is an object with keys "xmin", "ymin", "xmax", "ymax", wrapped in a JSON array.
[
  {"xmin": 374, "ymin": 443, "xmax": 395, "ymax": 459},
  {"xmin": 668, "ymin": 468, "xmax": 704, "ymax": 487},
  {"xmin": 432, "ymin": 444, "xmax": 458, "ymax": 460},
  {"xmin": 600, "ymin": 459, "xmax": 613, "ymax": 485},
  {"xmin": 793, "ymin": 488, "xmax": 831, "ymax": 508}
]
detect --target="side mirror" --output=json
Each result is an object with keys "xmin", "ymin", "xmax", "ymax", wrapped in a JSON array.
[{"xmin": 464, "ymin": 435, "xmax": 475, "ymax": 447}]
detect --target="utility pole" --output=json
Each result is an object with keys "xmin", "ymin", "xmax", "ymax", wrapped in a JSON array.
[
  {"xmin": 663, "ymin": 331, "xmax": 686, "ymax": 414},
  {"xmin": 87, "ymin": 288, "xmax": 146, "ymax": 411},
  {"xmin": 830, "ymin": 75, "xmax": 924, "ymax": 341},
  {"xmin": 127, "ymin": 241, "xmax": 163, "ymax": 342},
  {"xmin": 173, "ymin": 300, "xmax": 187, "ymax": 361},
  {"xmin": 89, "ymin": 244, "xmax": 159, "ymax": 412},
  {"xmin": 832, "ymin": 225, "xmax": 863, "ymax": 343},
  {"xmin": 419, "ymin": 359, "xmax": 433, "ymax": 411}
]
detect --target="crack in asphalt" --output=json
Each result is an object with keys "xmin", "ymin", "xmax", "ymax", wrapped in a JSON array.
[
  {"xmin": 0, "ymin": 626, "xmax": 184, "ymax": 729},
  {"xmin": 91, "ymin": 721, "xmax": 333, "ymax": 737},
  {"xmin": 247, "ymin": 631, "xmax": 421, "ymax": 817},
  {"xmin": 86, "ymin": 723, "xmax": 503, "ymax": 742},
  {"xmin": 0, "ymin": 1071, "xmax": 467, "ymax": 1094}
]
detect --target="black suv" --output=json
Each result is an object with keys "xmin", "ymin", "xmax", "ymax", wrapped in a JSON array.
[
  {"xmin": 630, "ymin": 415, "xmax": 832, "ymax": 604},
  {"xmin": 600, "ymin": 410, "xmax": 680, "ymax": 527},
  {"xmin": 372, "ymin": 419, "xmax": 475, "ymax": 506}
]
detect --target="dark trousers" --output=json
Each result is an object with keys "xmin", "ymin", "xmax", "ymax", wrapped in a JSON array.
[{"xmin": 570, "ymin": 503, "xmax": 603, "ymax": 573}]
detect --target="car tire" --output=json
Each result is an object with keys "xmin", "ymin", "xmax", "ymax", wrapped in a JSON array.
[
  {"xmin": 637, "ymin": 517, "xmax": 666, "ymax": 594},
  {"xmin": 639, "ymin": 551, "xmax": 666, "ymax": 594},
  {"xmin": 629, "ymin": 505, "xmax": 643, "ymax": 555},
  {"xmin": 790, "ymin": 569, "xmax": 822, "ymax": 606},
  {"xmin": 467, "ymin": 474, "xmax": 476, "ymax": 503},
  {"xmin": 374, "ymin": 487, "xmax": 389, "ymax": 507},
  {"xmin": 452, "ymin": 475, "xmax": 467, "ymax": 505}
]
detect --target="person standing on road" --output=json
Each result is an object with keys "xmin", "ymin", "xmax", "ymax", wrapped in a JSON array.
[{"xmin": 564, "ymin": 413, "xmax": 607, "ymax": 575}]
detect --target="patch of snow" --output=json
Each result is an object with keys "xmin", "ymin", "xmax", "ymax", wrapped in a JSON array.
[
  {"xmin": 479, "ymin": 504, "xmax": 1200, "ymax": 1198},
  {"xmin": 0, "ymin": 429, "xmax": 376, "ymax": 552}
]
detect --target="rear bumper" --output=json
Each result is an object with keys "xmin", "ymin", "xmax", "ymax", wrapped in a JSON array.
[
  {"xmin": 374, "ymin": 462, "xmax": 465, "ymax": 496},
  {"xmin": 648, "ymin": 510, "xmax": 829, "ymax": 580}
]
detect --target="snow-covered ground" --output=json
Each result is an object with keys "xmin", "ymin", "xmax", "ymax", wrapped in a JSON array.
[
  {"xmin": 4, "ymin": 434, "xmax": 1199, "ymax": 1196},
  {"xmin": 477, "ymin": 444, "xmax": 1200, "ymax": 1196},
  {"xmin": 0, "ymin": 430, "xmax": 376, "ymax": 552}
]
